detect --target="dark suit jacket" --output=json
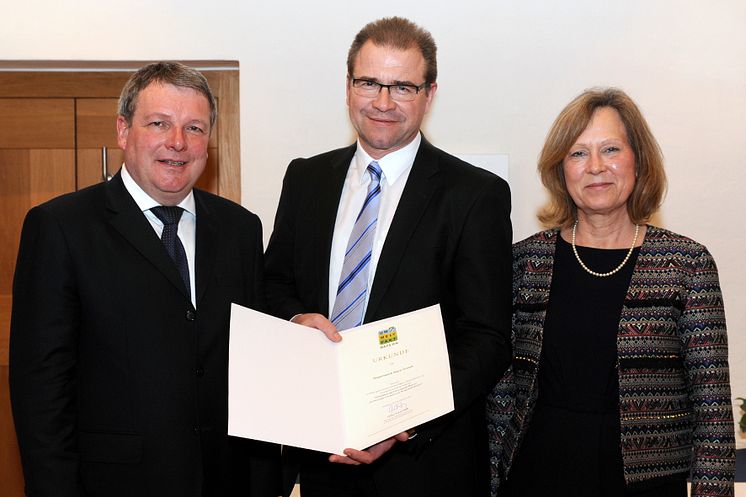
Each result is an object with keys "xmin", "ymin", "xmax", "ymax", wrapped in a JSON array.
[
  {"xmin": 487, "ymin": 227, "xmax": 735, "ymax": 496},
  {"xmin": 264, "ymin": 139, "xmax": 513, "ymax": 497},
  {"xmin": 10, "ymin": 173, "xmax": 280, "ymax": 497}
]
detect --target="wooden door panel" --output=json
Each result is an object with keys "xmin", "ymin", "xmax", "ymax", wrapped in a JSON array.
[
  {"xmin": 0, "ymin": 149, "xmax": 75, "ymax": 364},
  {"xmin": 76, "ymin": 147, "xmax": 123, "ymax": 190},
  {"xmin": 195, "ymin": 149, "xmax": 219, "ymax": 193},
  {"xmin": 0, "ymin": 99, "xmax": 74, "ymax": 149},
  {"xmin": 76, "ymin": 99, "xmax": 119, "ymax": 148}
]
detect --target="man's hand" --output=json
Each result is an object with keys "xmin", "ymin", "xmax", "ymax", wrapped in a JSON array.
[
  {"xmin": 291, "ymin": 313, "xmax": 341, "ymax": 342},
  {"xmin": 328, "ymin": 431, "xmax": 411, "ymax": 465}
]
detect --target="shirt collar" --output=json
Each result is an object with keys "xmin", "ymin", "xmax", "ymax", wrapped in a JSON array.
[
  {"xmin": 353, "ymin": 132, "xmax": 421, "ymax": 185},
  {"xmin": 120, "ymin": 164, "xmax": 196, "ymax": 216}
]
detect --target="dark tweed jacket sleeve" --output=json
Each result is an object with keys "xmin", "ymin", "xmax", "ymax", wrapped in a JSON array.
[{"xmin": 486, "ymin": 226, "xmax": 735, "ymax": 497}]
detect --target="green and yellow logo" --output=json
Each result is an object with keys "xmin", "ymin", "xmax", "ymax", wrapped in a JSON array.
[{"xmin": 378, "ymin": 326, "xmax": 398, "ymax": 347}]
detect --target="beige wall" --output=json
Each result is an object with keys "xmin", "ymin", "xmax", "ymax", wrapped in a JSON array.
[{"xmin": 3, "ymin": 0, "xmax": 745, "ymax": 445}]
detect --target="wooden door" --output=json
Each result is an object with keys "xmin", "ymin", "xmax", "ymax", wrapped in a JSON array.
[
  {"xmin": 75, "ymin": 98, "xmax": 123, "ymax": 188},
  {"xmin": 0, "ymin": 97, "xmax": 76, "ymax": 497}
]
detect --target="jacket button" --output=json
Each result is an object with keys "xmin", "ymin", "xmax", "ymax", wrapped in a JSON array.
[
  {"xmin": 186, "ymin": 310, "xmax": 196, "ymax": 321},
  {"xmin": 196, "ymin": 368, "xmax": 204, "ymax": 378}
]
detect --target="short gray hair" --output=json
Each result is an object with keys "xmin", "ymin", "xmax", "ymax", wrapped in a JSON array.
[{"xmin": 118, "ymin": 61, "xmax": 216, "ymax": 129}]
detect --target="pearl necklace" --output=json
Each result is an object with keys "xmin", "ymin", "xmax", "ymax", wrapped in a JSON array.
[{"xmin": 571, "ymin": 220, "xmax": 639, "ymax": 277}]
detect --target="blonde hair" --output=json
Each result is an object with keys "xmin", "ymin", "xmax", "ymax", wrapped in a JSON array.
[{"xmin": 537, "ymin": 87, "xmax": 667, "ymax": 228}]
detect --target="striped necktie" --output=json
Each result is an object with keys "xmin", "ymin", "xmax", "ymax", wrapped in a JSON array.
[
  {"xmin": 151, "ymin": 206, "xmax": 191, "ymax": 297},
  {"xmin": 330, "ymin": 161, "xmax": 383, "ymax": 330}
]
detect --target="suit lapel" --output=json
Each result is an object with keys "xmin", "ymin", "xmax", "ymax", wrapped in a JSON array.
[
  {"xmin": 105, "ymin": 173, "xmax": 191, "ymax": 300},
  {"xmin": 194, "ymin": 190, "xmax": 218, "ymax": 307},
  {"xmin": 315, "ymin": 145, "xmax": 355, "ymax": 316},
  {"xmin": 365, "ymin": 139, "xmax": 440, "ymax": 321}
]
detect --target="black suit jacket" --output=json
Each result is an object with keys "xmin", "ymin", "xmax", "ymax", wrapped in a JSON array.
[
  {"xmin": 265, "ymin": 139, "xmax": 512, "ymax": 497},
  {"xmin": 10, "ymin": 173, "xmax": 279, "ymax": 497}
]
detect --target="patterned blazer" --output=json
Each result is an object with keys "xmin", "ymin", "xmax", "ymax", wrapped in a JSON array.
[{"xmin": 487, "ymin": 226, "xmax": 735, "ymax": 497}]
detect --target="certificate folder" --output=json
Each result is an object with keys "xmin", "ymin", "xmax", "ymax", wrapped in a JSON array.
[{"xmin": 228, "ymin": 304, "xmax": 454, "ymax": 455}]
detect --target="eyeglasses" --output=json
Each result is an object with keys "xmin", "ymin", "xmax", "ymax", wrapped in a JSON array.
[{"xmin": 350, "ymin": 77, "xmax": 429, "ymax": 102}]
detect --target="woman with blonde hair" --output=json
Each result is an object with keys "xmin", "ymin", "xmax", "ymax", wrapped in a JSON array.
[{"xmin": 488, "ymin": 88, "xmax": 734, "ymax": 497}]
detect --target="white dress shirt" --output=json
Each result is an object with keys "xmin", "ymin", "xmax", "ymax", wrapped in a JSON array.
[
  {"xmin": 327, "ymin": 133, "xmax": 420, "ymax": 318},
  {"xmin": 120, "ymin": 165, "xmax": 197, "ymax": 307}
]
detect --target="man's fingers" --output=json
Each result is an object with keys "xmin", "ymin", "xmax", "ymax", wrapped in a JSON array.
[{"xmin": 291, "ymin": 313, "xmax": 342, "ymax": 342}]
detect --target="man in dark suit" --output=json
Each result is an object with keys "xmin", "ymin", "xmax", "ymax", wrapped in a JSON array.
[
  {"xmin": 265, "ymin": 17, "xmax": 512, "ymax": 497},
  {"xmin": 10, "ymin": 62, "xmax": 279, "ymax": 497}
]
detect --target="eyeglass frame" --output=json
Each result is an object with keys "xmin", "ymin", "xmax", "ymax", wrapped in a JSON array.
[{"xmin": 348, "ymin": 76, "xmax": 431, "ymax": 102}]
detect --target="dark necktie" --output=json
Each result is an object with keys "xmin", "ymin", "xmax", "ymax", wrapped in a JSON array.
[{"xmin": 151, "ymin": 206, "xmax": 191, "ymax": 297}]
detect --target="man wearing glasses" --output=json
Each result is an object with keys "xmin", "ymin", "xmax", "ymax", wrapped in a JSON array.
[{"xmin": 265, "ymin": 17, "xmax": 512, "ymax": 497}]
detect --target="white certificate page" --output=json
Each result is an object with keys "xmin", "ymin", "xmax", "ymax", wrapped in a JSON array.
[{"xmin": 228, "ymin": 304, "xmax": 454, "ymax": 455}]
